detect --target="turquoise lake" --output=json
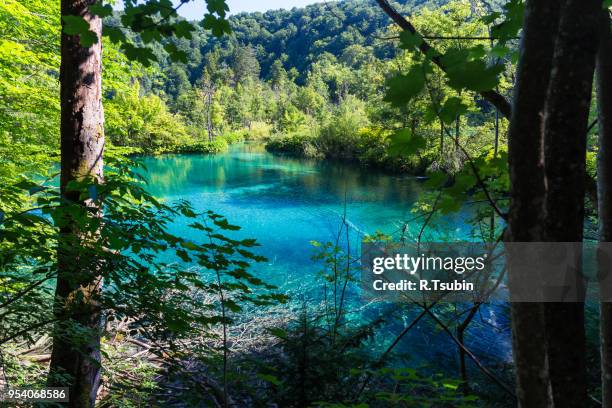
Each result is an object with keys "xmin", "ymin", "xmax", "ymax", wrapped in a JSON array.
[
  {"xmin": 140, "ymin": 143, "xmax": 472, "ymax": 288},
  {"xmin": 139, "ymin": 142, "xmax": 513, "ymax": 381}
]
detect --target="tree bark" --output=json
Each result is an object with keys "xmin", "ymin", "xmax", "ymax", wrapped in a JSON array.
[
  {"xmin": 48, "ymin": 1, "xmax": 105, "ymax": 407},
  {"xmin": 505, "ymin": 1, "xmax": 563, "ymax": 406},
  {"xmin": 540, "ymin": 1, "xmax": 602, "ymax": 407},
  {"xmin": 598, "ymin": 9, "xmax": 612, "ymax": 408}
]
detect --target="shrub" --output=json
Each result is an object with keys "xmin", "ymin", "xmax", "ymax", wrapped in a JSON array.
[
  {"xmin": 265, "ymin": 131, "xmax": 321, "ymax": 158},
  {"xmin": 176, "ymin": 138, "xmax": 229, "ymax": 154},
  {"xmin": 246, "ymin": 121, "xmax": 272, "ymax": 140},
  {"xmin": 317, "ymin": 96, "xmax": 369, "ymax": 160},
  {"xmin": 220, "ymin": 130, "xmax": 247, "ymax": 144},
  {"xmin": 105, "ymin": 85, "xmax": 191, "ymax": 154}
]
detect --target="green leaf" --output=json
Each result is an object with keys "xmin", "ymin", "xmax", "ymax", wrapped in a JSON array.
[
  {"xmin": 173, "ymin": 20, "xmax": 195, "ymax": 39},
  {"xmin": 176, "ymin": 249, "xmax": 192, "ymax": 262},
  {"xmin": 423, "ymin": 172, "xmax": 447, "ymax": 189},
  {"xmin": 207, "ymin": 0, "xmax": 230, "ymax": 17},
  {"xmin": 103, "ymin": 26, "xmax": 125, "ymax": 43},
  {"xmin": 438, "ymin": 195, "xmax": 462, "ymax": 214},
  {"xmin": 257, "ymin": 373, "xmax": 281, "ymax": 386},
  {"xmin": 214, "ymin": 218, "xmax": 241, "ymax": 231},
  {"xmin": 445, "ymin": 58, "xmax": 504, "ymax": 92},
  {"xmin": 202, "ymin": 14, "xmax": 232, "ymax": 37},
  {"xmin": 62, "ymin": 15, "xmax": 90, "ymax": 35},
  {"xmin": 481, "ymin": 11, "xmax": 501, "ymax": 25},
  {"xmin": 384, "ymin": 68, "xmax": 425, "ymax": 106},
  {"xmin": 490, "ymin": 44, "xmax": 510, "ymax": 58},
  {"xmin": 388, "ymin": 129, "xmax": 426, "ymax": 156},
  {"xmin": 439, "ymin": 97, "xmax": 469, "ymax": 125},
  {"xmin": 121, "ymin": 43, "xmax": 156, "ymax": 66},
  {"xmin": 398, "ymin": 30, "xmax": 423, "ymax": 50},
  {"xmin": 164, "ymin": 43, "xmax": 188, "ymax": 63},
  {"xmin": 267, "ymin": 327, "xmax": 288, "ymax": 339},
  {"xmin": 62, "ymin": 15, "xmax": 99, "ymax": 47},
  {"xmin": 491, "ymin": 0, "xmax": 525, "ymax": 42},
  {"xmin": 90, "ymin": 4, "xmax": 113, "ymax": 18}
]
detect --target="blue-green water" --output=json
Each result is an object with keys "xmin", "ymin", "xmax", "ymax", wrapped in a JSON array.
[
  {"xmin": 140, "ymin": 143, "xmax": 471, "ymax": 287},
  {"xmin": 140, "ymin": 143, "xmax": 513, "ymax": 376}
]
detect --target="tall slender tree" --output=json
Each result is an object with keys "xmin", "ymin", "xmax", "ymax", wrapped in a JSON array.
[
  {"xmin": 504, "ymin": 0, "xmax": 563, "ymax": 403},
  {"xmin": 46, "ymin": 1, "xmax": 231, "ymax": 405},
  {"xmin": 48, "ymin": 1, "xmax": 104, "ymax": 406},
  {"xmin": 540, "ymin": 1, "xmax": 602, "ymax": 405}
]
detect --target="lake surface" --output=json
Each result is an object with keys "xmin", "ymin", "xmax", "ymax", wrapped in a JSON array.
[
  {"xmin": 140, "ymin": 142, "xmax": 513, "ymax": 389},
  {"xmin": 140, "ymin": 143, "xmax": 472, "ymax": 287}
]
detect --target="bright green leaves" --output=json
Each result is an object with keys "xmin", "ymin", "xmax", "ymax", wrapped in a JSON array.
[
  {"xmin": 388, "ymin": 129, "xmax": 426, "ymax": 156},
  {"xmin": 62, "ymin": 15, "xmax": 98, "ymax": 47},
  {"xmin": 442, "ymin": 49, "xmax": 504, "ymax": 92},
  {"xmin": 384, "ymin": 66, "xmax": 426, "ymax": 106}
]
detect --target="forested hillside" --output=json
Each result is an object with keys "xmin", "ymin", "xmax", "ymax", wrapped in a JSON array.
[{"xmin": 145, "ymin": 0, "xmax": 504, "ymax": 94}]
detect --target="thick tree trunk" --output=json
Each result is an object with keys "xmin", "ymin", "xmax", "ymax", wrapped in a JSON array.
[
  {"xmin": 48, "ymin": 1, "xmax": 104, "ymax": 407},
  {"xmin": 505, "ymin": 1, "xmax": 563, "ymax": 406},
  {"xmin": 598, "ymin": 9, "xmax": 612, "ymax": 408},
  {"xmin": 540, "ymin": 1, "xmax": 602, "ymax": 407}
]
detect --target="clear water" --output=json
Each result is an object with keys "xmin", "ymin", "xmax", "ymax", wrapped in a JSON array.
[
  {"xmin": 139, "ymin": 143, "xmax": 513, "ymax": 385},
  {"xmin": 140, "ymin": 143, "xmax": 471, "ymax": 286}
]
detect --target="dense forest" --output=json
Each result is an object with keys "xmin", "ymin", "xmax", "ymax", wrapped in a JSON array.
[{"xmin": 0, "ymin": 0, "xmax": 611, "ymax": 407}]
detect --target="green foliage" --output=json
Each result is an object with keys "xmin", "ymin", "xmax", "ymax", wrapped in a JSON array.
[
  {"xmin": 96, "ymin": 0, "xmax": 230, "ymax": 66},
  {"xmin": 105, "ymin": 84, "xmax": 192, "ymax": 154},
  {"xmin": 176, "ymin": 138, "xmax": 229, "ymax": 154},
  {"xmin": 363, "ymin": 368, "xmax": 479, "ymax": 407},
  {"xmin": 259, "ymin": 307, "xmax": 383, "ymax": 407},
  {"xmin": 384, "ymin": 67, "xmax": 427, "ymax": 106},
  {"xmin": 2, "ymin": 0, "xmax": 525, "ymax": 406},
  {"xmin": 317, "ymin": 96, "xmax": 370, "ymax": 160},
  {"xmin": 266, "ymin": 131, "xmax": 320, "ymax": 158},
  {"xmin": 62, "ymin": 14, "xmax": 98, "ymax": 47},
  {"xmin": 0, "ymin": 152, "xmax": 285, "ymax": 370}
]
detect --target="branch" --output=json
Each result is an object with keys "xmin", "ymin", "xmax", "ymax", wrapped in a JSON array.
[
  {"xmin": 0, "ymin": 273, "xmax": 55, "ymax": 311},
  {"xmin": 424, "ymin": 308, "xmax": 516, "ymax": 398},
  {"xmin": 377, "ymin": 35, "xmax": 520, "ymax": 41},
  {"xmin": 374, "ymin": 0, "xmax": 512, "ymax": 119}
]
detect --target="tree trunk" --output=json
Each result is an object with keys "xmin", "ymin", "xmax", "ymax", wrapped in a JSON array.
[
  {"xmin": 598, "ymin": 9, "xmax": 612, "ymax": 408},
  {"xmin": 48, "ymin": 1, "xmax": 104, "ymax": 407},
  {"xmin": 205, "ymin": 86, "xmax": 214, "ymax": 142},
  {"xmin": 505, "ymin": 1, "xmax": 563, "ymax": 406},
  {"xmin": 540, "ymin": 1, "xmax": 602, "ymax": 407}
]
